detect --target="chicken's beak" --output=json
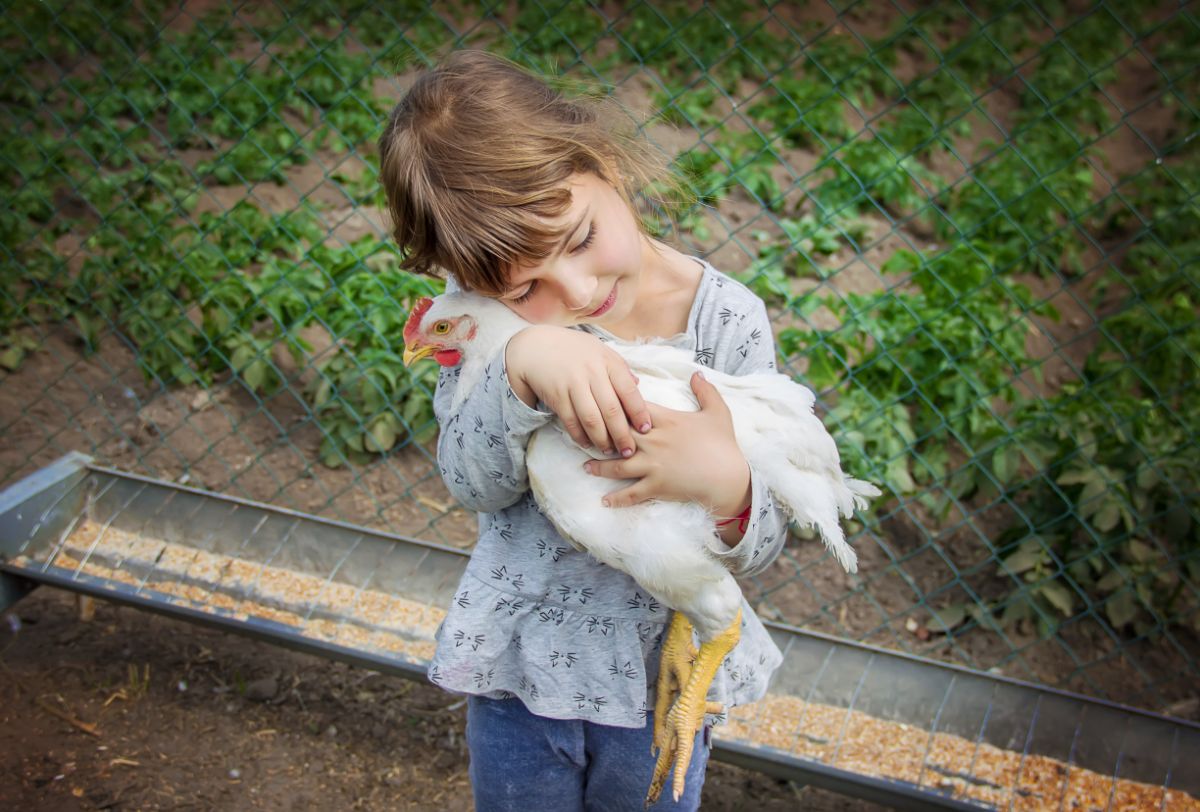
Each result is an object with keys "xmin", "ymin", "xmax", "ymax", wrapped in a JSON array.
[{"xmin": 402, "ymin": 344, "xmax": 435, "ymax": 367}]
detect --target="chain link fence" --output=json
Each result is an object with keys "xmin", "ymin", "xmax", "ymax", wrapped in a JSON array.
[{"xmin": 2, "ymin": 0, "xmax": 1197, "ymax": 718}]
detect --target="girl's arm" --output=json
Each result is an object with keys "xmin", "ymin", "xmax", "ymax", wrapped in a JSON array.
[
  {"xmin": 702, "ymin": 297, "xmax": 790, "ymax": 577},
  {"xmin": 506, "ymin": 325, "xmax": 652, "ymax": 458},
  {"xmin": 432, "ymin": 352, "xmax": 555, "ymax": 513},
  {"xmin": 434, "ymin": 326, "xmax": 651, "ymax": 513}
]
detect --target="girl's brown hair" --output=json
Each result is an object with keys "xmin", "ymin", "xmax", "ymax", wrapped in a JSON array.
[{"xmin": 378, "ymin": 50, "xmax": 676, "ymax": 296}]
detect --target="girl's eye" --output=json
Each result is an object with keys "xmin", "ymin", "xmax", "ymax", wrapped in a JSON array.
[
  {"xmin": 512, "ymin": 281, "xmax": 537, "ymax": 304},
  {"xmin": 570, "ymin": 224, "xmax": 596, "ymax": 255}
]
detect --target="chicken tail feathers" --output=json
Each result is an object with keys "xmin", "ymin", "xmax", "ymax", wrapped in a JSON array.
[
  {"xmin": 826, "ymin": 531, "xmax": 858, "ymax": 575},
  {"xmin": 804, "ymin": 511, "xmax": 858, "ymax": 574},
  {"xmin": 752, "ymin": 467, "xmax": 863, "ymax": 574},
  {"xmin": 845, "ymin": 478, "xmax": 882, "ymax": 512}
]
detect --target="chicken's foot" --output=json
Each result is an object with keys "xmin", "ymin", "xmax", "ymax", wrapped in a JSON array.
[
  {"xmin": 646, "ymin": 609, "xmax": 740, "ymax": 806},
  {"xmin": 651, "ymin": 611, "xmax": 697, "ymax": 757}
]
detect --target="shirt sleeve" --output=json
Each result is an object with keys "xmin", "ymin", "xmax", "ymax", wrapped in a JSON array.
[
  {"xmin": 433, "ymin": 344, "xmax": 555, "ymax": 514},
  {"xmin": 703, "ymin": 295, "xmax": 789, "ymax": 578}
]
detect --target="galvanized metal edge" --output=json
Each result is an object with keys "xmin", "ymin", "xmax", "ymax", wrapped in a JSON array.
[
  {"xmin": 0, "ymin": 452, "xmax": 93, "ymax": 519},
  {"xmin": 1, "ymin": 561, "xmax": 430, "ymax": 682},
  {"xmin": 712, "ymin": 738, "xmax": 990, "ymax": 811},
  {"xmin": 759, "ymin": 619, "xmax": 1200, "ymax": 734},
  {"xmin": 80, "ymin": 460, "xmax": 472, "ymax": 560}
]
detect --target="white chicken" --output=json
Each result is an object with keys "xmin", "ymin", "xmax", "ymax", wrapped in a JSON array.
[{"xmin": 402, "ymin": 290, "xmax": 879, "ymax": 803}]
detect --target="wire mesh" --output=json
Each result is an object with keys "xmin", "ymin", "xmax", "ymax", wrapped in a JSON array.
[{"xmin": 1, "ymin": 0, "xmax": 1197, "ymax": 726}]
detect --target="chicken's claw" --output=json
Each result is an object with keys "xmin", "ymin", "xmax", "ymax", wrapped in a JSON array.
[
  {"xmin": 652, "ymin": 612, "xmax": 697, "ymax": 756},
  {"xmin": 646, "ymin": 610, "xmax": 741, "ymax": 806}
]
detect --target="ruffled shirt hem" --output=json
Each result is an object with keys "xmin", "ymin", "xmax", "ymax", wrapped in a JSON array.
[{"xmin": 427, "ymin": 566, "xmax": 782, "ymax": 729}]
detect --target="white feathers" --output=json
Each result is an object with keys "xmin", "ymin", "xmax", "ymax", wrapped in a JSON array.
[
  {"xmin": 615, "ymin": 343, "xmax": 880, "ymax": 575},
  {"xmin": 527, "ymin": 428, "xmax": 744, "ymax": 641}
]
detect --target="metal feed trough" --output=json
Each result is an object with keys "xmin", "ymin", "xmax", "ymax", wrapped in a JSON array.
[{"xmin": 2, "ymin": 454, "xmax": 1198, "ymax": 810}]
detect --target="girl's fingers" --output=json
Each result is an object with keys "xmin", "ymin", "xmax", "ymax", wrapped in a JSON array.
[
  {"xmin": 610, "ymin": 363, "xmax": 652, "ymax": 435},
  {"xmin": 691, "ymin": 371, "xmax": 731, "ymax": 419},
  {"xmin": 592, "ymin": 379, "xmax": 637, "ymax": 458},
  {"xmin": 549, "ymin": 391, "xmax": 590, "ymax": 449},
  {"xmin": 599, "ymin": 481, "xmax": 648, "ymax": 509},
  {"xmin": 570, "ymin": 386, "xmax": 614, "ymax": 453},
  {"xmin": 583, "ymin": 457, "xmax": 649, "ymax": 481},
  {"xmin": 587, "ymin": 452, "xmax": 659, "ymax": 508}
]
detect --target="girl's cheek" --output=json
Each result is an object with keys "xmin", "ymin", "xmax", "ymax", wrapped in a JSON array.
[
  {"xmin": 615, "ymin": 225, "xmax": 644, "ymax": 272},
  {"xmin": 594, "ymin": 235, "xmax": 629, "ymax": 275},
  {"xmin": 513, "ymin": 296, "xmax": 565, "ymax": 326}
]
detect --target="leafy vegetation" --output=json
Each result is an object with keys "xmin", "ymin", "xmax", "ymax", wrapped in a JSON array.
[
  {"xmin": 992, "ymin": 152, "xmax": 1200, "ymax": 637},
  {"xmin": 0, "ymin": 0, "xmax": 446, "ymax": 465},
  {"xmin": 633, "ymin": 1, "xmax": 1198, "ymax": 640}
]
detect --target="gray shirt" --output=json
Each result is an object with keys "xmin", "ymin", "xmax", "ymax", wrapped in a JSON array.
[{"xmin": 427, "ymin": 261, "xmax": 788, "ymax": 728}]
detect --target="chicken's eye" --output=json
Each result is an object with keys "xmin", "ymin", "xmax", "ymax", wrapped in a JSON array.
[{"xmin": 433, "ymin": 321, "xmax": 451, "ymax": 335}]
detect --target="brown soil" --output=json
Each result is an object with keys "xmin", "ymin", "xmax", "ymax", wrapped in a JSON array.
[{"xmin": 0, "ymin": 588, "xmax": 882, "ymax": 811}]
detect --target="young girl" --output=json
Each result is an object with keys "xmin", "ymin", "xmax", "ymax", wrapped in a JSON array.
[{"xmin": 379, "ymin": 50, "xmax": 790, "ymax": 810}]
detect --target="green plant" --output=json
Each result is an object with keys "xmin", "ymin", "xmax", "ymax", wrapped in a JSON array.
[
  {"xmin": 653, "ymin": 82, "xmax": 723, "ymax": 131},
  {"xmin": 780, "ymin": 246, "xmax": 1052, "ymax": 500},
  {"xmin": 816, "ymin": 137, "xmax": 939, "ymax": 219},
  {"xmin": 308, "ymin": 260, "xmax": 444, "ymax": 466},
  {"xmin": 987, "ymin": 150, "xmax": 1200, "ymax": 636},
  {"xmin": 801, "ymin": 31, "xmax": 897, "ymax": 112},
  {"xmin": 615, "ymin": 0, "xmax": 785, "ymax": 90},
  {"xmin": 736, "ymin": 214, "xmax": 859, "ymax": 303},
  {"xmin": 748, "ymin": 75, "xmax": 851, "ymax": 149}
]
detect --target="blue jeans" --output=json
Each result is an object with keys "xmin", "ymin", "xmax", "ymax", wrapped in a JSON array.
[{"xmin": 466, "ymin": 695, "xmax": 711, "ymax": 811}]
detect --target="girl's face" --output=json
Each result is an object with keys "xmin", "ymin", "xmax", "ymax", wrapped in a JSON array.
[{"xmin": 495, "ymin": 173, "xmax": 646, "ymax": 327}]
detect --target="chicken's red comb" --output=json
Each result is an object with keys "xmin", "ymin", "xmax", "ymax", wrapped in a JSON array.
[{"xmin": 403, "ymin": 297, "xmax": 435, "ymax": 344}]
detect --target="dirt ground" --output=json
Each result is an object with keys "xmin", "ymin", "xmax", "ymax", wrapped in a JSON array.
[{"xmin": 0, "ymin": 588, "xmax": 885, "ymax": 811}]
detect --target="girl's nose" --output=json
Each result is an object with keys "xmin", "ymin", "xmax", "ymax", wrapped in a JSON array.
[{"xmin": 560, "ymin": 264, "xmax": 598, "ymax": 311}]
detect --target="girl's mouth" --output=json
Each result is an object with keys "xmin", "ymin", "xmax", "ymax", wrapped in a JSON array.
[{"xmin": 587, "ymin": 284, "xmax": 617, "ymax": 318}]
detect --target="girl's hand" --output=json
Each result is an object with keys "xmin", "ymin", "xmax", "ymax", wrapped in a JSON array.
[
  {"xmin": 583, "ymin": 372, "xmax": 752, "ymax": 531},
  {"xmin": 506, "ymin": 325, "xmax": 652, "ymax": 457}
]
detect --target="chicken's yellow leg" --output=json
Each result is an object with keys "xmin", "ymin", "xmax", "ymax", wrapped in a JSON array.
[
  {"xmin": 646, "ymin": 610, "xmax": 741, "ymax": 806},
  {"xmin": 652, "ymin": 611, "xmax": 697, "ymax": 755}
]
